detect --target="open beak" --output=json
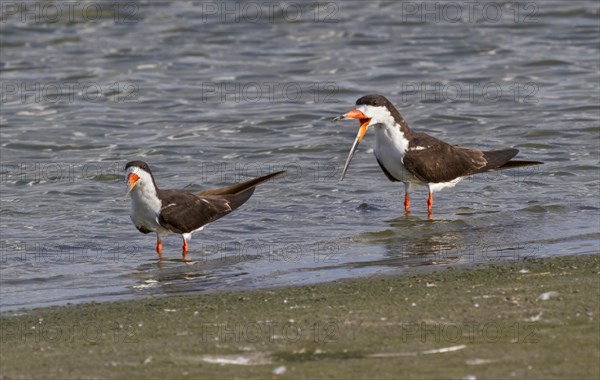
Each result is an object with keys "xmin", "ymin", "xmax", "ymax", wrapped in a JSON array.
[
  {"xmin": 125, "ymin": 173, "xmax": 140, "ymax": 198},
  {"xmin": 333, "ymin": 109, "xmax": 371, "ymax": 180}
]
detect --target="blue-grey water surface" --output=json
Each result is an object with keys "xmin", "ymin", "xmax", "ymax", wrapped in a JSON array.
[{"xmin": 1, "ymin": 1, "xmax": 599, "ymax": 312}]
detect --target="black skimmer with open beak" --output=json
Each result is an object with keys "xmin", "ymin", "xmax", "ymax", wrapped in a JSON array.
[
  {"xmin": 333, "ymin": 94, "xmax": 543, "ymax": 217},
  {"xmin": 125, "ymin": 161, "xmax": 284, "ymax": 259}
]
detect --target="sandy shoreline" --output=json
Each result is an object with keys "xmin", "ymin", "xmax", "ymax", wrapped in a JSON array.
[{"xmin": 1, "ymin": 254, "xmax": 598, "ymax": 379}]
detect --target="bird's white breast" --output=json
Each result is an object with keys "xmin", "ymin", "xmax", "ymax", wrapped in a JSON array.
[
  {"xmin": 373, "ymin": 124, "xmax": 421, "ymax": 184},
  {"xmin": 130, "ymin": 186, "xmax": 167, "ymax": 233}
]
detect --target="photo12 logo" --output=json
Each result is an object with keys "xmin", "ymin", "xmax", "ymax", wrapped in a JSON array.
[
  {"xmin": 0, "ymin": 241, "xmax": 142, "ymax": 265},
  {"xmin": 196, "ymin": 240, "xmax": 341, "ymax": 264},
  {"xmin": 401, "ymin": 321, "xmax": 539, "ymax": 343},
  {"xmin": 1, "ymin": 321, "xmax": 139, "ymax": 343},
  {"xmin": 399, "ymin": 82, "xmax": 539, "ymax": 104},
  {"xmin": 198, "ymin": 2, "xmax": 339, "ymax": 23},
  {"xmin": 0, "ymin": 162, "xmax": 125, "ymax": 184},
  {"xmin": 200, "ymin": 320, "xmax": 339, "ymax": 343},
  {"xmin": 400, "ymin": 2, "xmax": 538, "ymax": 24},
  {"xmin": 199, "ymin": 82, "xmax": 339, "ymax": 103},
  {"xmin": 194, "ymin": 161, "xmax": 339, "ymax": 184},
  {"xmin": 1, "ymin": 82, "xmax": 139, "ymax": 104},
  {"xmin": 1, "ymin": 2, "xmax": 139, "ymax": 24}
]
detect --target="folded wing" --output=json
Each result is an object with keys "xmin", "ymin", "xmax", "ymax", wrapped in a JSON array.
[
  {"xmin": 403, "ymin": 132, "xmax": 487, "ymax": 183},
  {"xmin": 157, "ymin": 170, "xmax": 285, "ymax": 234}
]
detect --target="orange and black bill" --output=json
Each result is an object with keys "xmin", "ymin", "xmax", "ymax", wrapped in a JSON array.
[
  {"xmin": 125, "ymin": 172, "xmax": 140, "ymax": 198},
  {"xmin": 333, "ymin": 110, "xmax": 371, "ymax": 180}
]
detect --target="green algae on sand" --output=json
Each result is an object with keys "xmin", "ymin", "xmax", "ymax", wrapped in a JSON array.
[{"xmin": 1, "ymin": 254, "xmax": 599, "ymax": 379}]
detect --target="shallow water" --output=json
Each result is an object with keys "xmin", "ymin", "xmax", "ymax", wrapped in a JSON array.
[{"xmin": 1, "ymin": 1, "xmax": 599, "ymax": 311}]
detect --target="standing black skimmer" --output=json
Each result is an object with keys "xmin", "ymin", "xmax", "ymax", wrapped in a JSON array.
[
  {"xmin": 333, "ymin": 94, "xmax": 543, "ymax": 217},
  {"xmin": 125, "ymin": 161, "xmax": 284, "ymax": 259}
]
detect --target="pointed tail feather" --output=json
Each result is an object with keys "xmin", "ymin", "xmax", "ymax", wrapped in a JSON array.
[
  {"xmin": 197, "ymin": 170, "xmax": 285, "ymax": 196},
  {"xmin": 498, "ymin": 160, "xmax": 544, "ymax": 169},
  {"xmin": 193, "ymin": 170, "xmax": 285, "ymax": 223},
  {"xmin": 474, "ymin": 149, "xmax": 542, "ymax": 173},
  {"xmin": 482, "ymin": 149, "xmax": 519, "ymax": 170}
]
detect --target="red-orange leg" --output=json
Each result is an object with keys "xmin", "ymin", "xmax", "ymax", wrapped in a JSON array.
[
  {"xmin": 427, "ymin": 192, "xmax": 433, "ymax": 219},
  {"xmin": 404, "ymin": 193, "xmax": 411, "ymax": 215},
  {"xmin": 182, "ymin": 238, "xmax": 189, "ymax": 259},
  {"xmin": 156, "ymin": 237, "xmax": 163, "ymax": 258}
]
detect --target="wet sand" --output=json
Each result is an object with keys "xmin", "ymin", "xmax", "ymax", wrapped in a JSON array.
[{"xmin": 1, "ymin": 254, "xmax": 598, "ymax": 379}]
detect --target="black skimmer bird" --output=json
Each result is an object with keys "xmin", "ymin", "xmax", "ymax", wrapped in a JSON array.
[
  {"xmin": 125, "ymin": 161, "xmax": 284, "ymax": 259},
  {"xmin": 333, "ymin": 94, "xmax": 543, "ymax": 217}
]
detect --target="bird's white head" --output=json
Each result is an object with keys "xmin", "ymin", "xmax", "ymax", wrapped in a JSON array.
[
  {"xmin": 333, "ymin": 94, "xmax": 405, "ymax": 180},
  {"xmin": 124, "ymin": 161, "xmax": 156, "ymax": 198}
]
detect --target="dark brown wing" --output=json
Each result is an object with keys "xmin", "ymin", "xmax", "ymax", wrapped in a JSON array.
[
  {"xmin": 403, "ymin": 132, "xmax": 487, "ymax": 183},
  {"xmin": 157, "ymin": 170, "xmax": 285, "ymax": 234},
  {"xmin": 156, "ymin": 190, "xmax": 239, "ymax": 234}
]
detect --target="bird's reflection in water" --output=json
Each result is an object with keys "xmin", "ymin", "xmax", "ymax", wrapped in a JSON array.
[
  {"xmin": 132, "ymin": 249, "xmax": 261, "ymax": 294},
  {"xmin": 349, "ymin": 214, "xmax": 476, "ymax": 269},
  {"xmin": 352, "ymin": 210, "xmax": 537, "ymax": 270}
]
